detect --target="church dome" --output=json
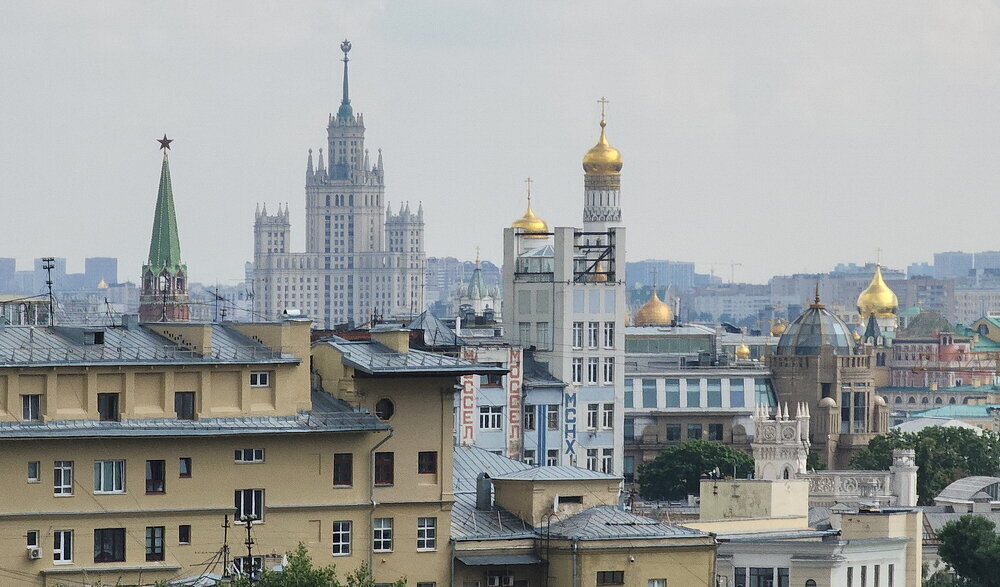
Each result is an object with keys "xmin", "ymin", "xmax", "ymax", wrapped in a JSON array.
[
  {"xmin": 634, "ymin": 290, "xmax": 674, "ymax": 326},
  {"xmin": 769, "ymin": 321, "xmax": 787, "ymax": 337},
  {"xmin": 857, "ymin": 264, "xmax": 898, "ymax": 318},
  {"xmin": 582, "ymin": 120, "xmax": 623, "ymax": 175},
  {"xmin": 735, "ymin": 342, "xmax": 751, "ymax": 360},
  {"xmin": 511, "ymin": 200, "xmax": 549, "ymax": 239},
  {"xmin": 776, "ymin": 295, "xmax": 856, "ymax": 356},
  {"xmin": 97, "ymin": 279, "xmax": 108, "ymax": 289},
  {"xmin": 818, "ymin": 396, "xmax": 837, "ymax": 408}
]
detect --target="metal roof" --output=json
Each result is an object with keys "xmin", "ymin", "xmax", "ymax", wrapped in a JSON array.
[
  {"xmin": 317, "ymin": 338, "xmax": 506, "ymax": 376},
  {"xmin": 492, "ymin": 465, "xmax": 620, "ymax": 482},
  {"xmin": 936, "ymin": 476, "xmax": 1000, "ymax": 502},
  {"xmin": 453, "ymin": 445, "xmax": 532, "ymax": 493},
  {"xmin": 912, "ymin": 405, "xmax": 1000, "ymax": 419},
  {"xmin": 455, "ymin": 554, "xmax": 544, "ymax": 566},
  {"xmin": 547, "ymin": 506, "xmax": 707, "ymax": 540}
]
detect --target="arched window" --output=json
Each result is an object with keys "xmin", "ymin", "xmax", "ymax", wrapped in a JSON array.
[
  {"xmin": 935, "ymin": 397, "xmax": 943, "ymax": 404},
  {"xmin": 783, "ymin": 468, "xmax": 790, "ymax": 480},
  {"xmin": 922, "ymin": 397, "xmax": 929, "ymax": 404},
  {"xmin": 894, "ymin": 396, "xmax": 902, "ymax": 404},
  {"xmin": 806, "ymin": 581, "xmax": 817, "ymax": 587},
  {"xmin": 950, "ymin": 397, "xmax": 957, "ymax": 405},
  {"xmin": 908, "ymin": 397, "xmax": 916, "ymax": 404}
]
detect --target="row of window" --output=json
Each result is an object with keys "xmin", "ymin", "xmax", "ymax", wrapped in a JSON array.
[
  {"xmin": 571, "ymin": 357, "xmax": 616, "ymax": 385},
  {"xmin": 522, "ymin": 448, "xmax": 561, "ymax": 466},
  {"xmin": 572, "ymin": 321, "xmax": 616, "ymax": 349},
  {"xmin": 624, "ymin": 378, "xmax": 775, "ymax": 409},
  {"xmin": 481, "ymin": 404, "xmax": 614, "ymax": 432},
  {"xmin": 46, "ymin": 525, "xmax": 186, "ymax": 565},
  {"xmin": 595, "ymin": 571, "xmax": 667, "ymax": 586}
]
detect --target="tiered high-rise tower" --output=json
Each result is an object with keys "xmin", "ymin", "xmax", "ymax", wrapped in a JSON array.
[{"xmin": 253, "ymin": 40, "xmax": 425, "ymax": 327}]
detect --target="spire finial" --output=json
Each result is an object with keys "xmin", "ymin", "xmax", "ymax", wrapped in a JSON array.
[
  {"xmin": 475, "ymin": 247, "xmax": 480, "ymax": 265},
  {"xmin": 524, "ymin": 177, "xmax": 533, "ymax": 204},
  {"xmin": 814, "ymin": 282, "xmax": 821, "ymax": 305},
  {"xmin": 876, "ymin": 247, "xmax": 882, "ymax": 266},
  {"xmin": 337, "ymin": 39, "xmax": 354, "ymax": 118},
  {"xmin": 597, "ymin": 96, "xmax": 609, "ymax": 127}
]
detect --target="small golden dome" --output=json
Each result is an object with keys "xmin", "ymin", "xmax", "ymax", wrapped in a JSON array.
[
  {"xmin": 511, "ymin": 199, "xmax": 549, "ymax": 239},
  {"xmin": 769, "ymin": 321, "xmax": 787, "ymax": 337},
  {"xmin": 97, "ymin": 279, "xmax": 108, "ymax": 289},
  {"xmin": 857, "ymin": 264, "xmax": 898, "ymax": 318},
  {"xmin": 582, "ymin": 120, "xmax": 623, "ymax": 175},
  {"xmin": 735, "ymin": 343, "xmax": 750, "ymax": 360},
  {"xmin": 853, "ymin": 331, "xmax": 861, "ymax": 342},
  {"xmin": 634, "ymin": 289, "xmax": 674, "ymax": 326}
]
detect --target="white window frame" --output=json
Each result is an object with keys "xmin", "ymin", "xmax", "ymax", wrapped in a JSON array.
[
  {"xmin": 235, "ymin": 448, "xmax": 265, "ymax": 463},
  {"xmin": 416, "ymin": 517, "xmax": 437, "ymax": 551},
  {"xmin": 587, "ymin": 357, "xmax": 599, "ymax": 384},
  {"xmin": 587, "ymin": 322, "xmax": 599, "ymax": 348},
  {"xmin": 601, "ymin": 403, "xmax": 614, "ymax": 429},
  {"xmin": 601, "ymin": 448, "xmax": 614, "ymax": 474},
  {"xmin": 235, "ymin": 489, "xmax": 264, "ymax": 523},
  {"xmin": 586, "ymin": 403, "xmax": 599, "ymax": 430},
  {"xmin": 546, "ymin": 405, "xmax": 559, "ymax": 431},
  {"xmin": 523, "ymin": 449, "xmax": 536, "ymax": 466},
  {"xmin": 523, "ymin": 407, "xmax": 536, "ymax": 431},
  {"xmin": 53, "ymin": 530, "xmax": 72, "ymax": 564},
  {"xmin": 603, "ymin": 321, "xmax": 615, "ymax": 348},
  {"xmin": 603, "ymin": 357, "xmax": 615, "ymax": 384},
  {"xmin": 22, "ymin": 394, "xmax": 40, "ymax": 421},
  {"xmin": 518, "ymin": 322, "xmax": 531, "ymax": 346},
  {"xmin": 586, "ymin": 448, "xmax": 598, "ymax": 471},
  {"xmin": 249, "ymin": 372, "xmax": 270, "ymax": 387},
  {"xmin": 536, "ymin": 322, "xmax": 550, "ymax": 350},
  {"xmin": 373, "ymin": 517, "xmax": 393, "ymax": 552},
  {"xmin": 546, "ymin": 449, "xmax": 559, "ymax": 466},
  {"xmin": 332, "ymin": 521, "xmax": 351, "ymax": 556},
  {"xmin": 54, "ymin": 461, "xmax": 73, "ymax": 496},
  {"xmin": 572, "ymin": 322, "xmax": 584, "ymax": 349},
  {"xmin": 479, "ymin": 406, "xmax": 503, "ymax": 430},
  {"xmin": 571, "ymin": 358, "xmax": 583, "ymax": 384},
  {"xmin": 28, "ymin": 461, "xmax": 39, "ymax": 483},
  {"xmin": 26, "ymin": 530, "xmax": 38, "ymax": 548},
  {"xmin": 93, "ymin": 460, "xmax": 126, "ymax": 494}
]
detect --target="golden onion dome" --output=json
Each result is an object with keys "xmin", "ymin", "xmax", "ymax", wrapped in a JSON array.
[
  {"xmin": 769, "ymin": 321, "xmax": 787, "ymax": 337},
  {"xmin": 735, "ymin": 342, "xmax": 751, "ymax": 360},
  {"xmin": 853, "ymin": 330, "xmax": 862, "ymax": 342},
  {"xmin": 634, "ymin": 289, "xmax": 674, "ymax": 326},
  {"xmin": 97, "ymin": 279, "xmax": 108, "ymax": 289},
  {"xmin": 582, "ymin": 119, "xmax": 623, "ymax": 175},
  {"xmin": 856, "ymin": 264, "xmax": 898, "ymax": 318},
  {"xmin": 511, "ymin": 198, "xmax": 549, "ymax": 239}
]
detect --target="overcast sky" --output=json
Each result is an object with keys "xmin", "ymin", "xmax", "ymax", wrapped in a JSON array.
[{"xmin": 3, "ymin": 1, "xmax": 1000, "ymax": 285}]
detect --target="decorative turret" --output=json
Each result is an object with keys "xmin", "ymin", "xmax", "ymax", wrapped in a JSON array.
[
  {"xmin": 857, "ymin": 263, "xmax": 899, "ymax": 336},
  {"xmin": 751, "ymin": 401, "xmax": 811, "ymax": 480},
  {"xmin": 582, "ymin": 97, "xmax": 623, "ymax": 234},
  {"xmin": 510, "ymin": 178, "xmax": 549, "ymax": 239}
]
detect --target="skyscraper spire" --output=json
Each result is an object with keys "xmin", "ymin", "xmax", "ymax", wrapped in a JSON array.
[{"xmin": 337, "ymin": 39, "xmax": 353, "ymax": 119}]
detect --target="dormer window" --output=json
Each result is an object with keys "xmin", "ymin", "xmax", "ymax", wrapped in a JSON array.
[{"xmin": 85, "ymin": 331, "xmax": 104, "ymax": 345}]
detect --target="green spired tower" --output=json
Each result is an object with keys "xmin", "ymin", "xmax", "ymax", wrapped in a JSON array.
[{"xmin": 139, "ymin": 135, "xmax": 190, "ymax": 322}]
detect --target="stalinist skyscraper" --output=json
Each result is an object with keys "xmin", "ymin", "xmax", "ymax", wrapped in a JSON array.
[{"xmin": 253, "ymin": 40, "xmax": 426, "ymax": 328}]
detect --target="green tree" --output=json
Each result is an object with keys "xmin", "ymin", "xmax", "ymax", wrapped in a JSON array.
[
  {"xmin": 229, "ymin": 543, "xmax": 405, "ymax": 587},
  {"xmin": 850, "ymin": 427, "xmax": 1000, "ymax": 505},
  {"xmin": 937, "ymin": 515, "xmax": 1000, "ymax": 587},
  {"xmin": 638, "ymin": 439, "xmax": 754, "ymax": 500}
]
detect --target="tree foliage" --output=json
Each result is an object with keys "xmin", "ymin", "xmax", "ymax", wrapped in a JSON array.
[
  {"xmin": 849, "ymin": 427, "xmax": 1000, "ymax": 505},
  {"xmin": 229, "ymin": 543, "xmax": 405, "ymax": 587},
  {"xmin": 638, "ymin": 439, "xmax": 754, "ymax": 500},
  {"xmin": 937, "ymin": 515, "xmax": 1000, "ymax": 587}
]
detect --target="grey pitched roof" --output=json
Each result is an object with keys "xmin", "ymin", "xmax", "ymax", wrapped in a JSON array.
[
  {"xmin": 453, "ymin": 445, "xmax": 532, "ymax": 493},
  {"xmin": 317, "ymin": 338, "xmax": 505, "ymax": 376},
  {"xmin": 547, "ymin": 506, "xmax": 708, "ymax": 540},
  {"xmin": 523, "ymin": 352, "xmax": 566, "ymax": 388},
  {"xmin": 924, "ymin": 512, "xmax": 1000, "ymax": 534},
  {"xmin": 408, "ymin": 311, "xmax": 465, "ymax": 347},
  {"xmin": 936, "ymin": 476, "xmax": 1000, "ymax": 502},
  {"xmin": 492, "ymin": 465, "xmax": 620, "ymax": 482}
]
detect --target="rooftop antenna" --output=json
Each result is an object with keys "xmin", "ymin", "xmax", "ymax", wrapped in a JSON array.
[{"xmin": 41, "ymin": 257, "xmax": 55, "ymax": 325}]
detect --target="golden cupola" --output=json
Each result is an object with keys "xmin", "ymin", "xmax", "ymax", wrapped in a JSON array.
[
  {"xmin": 769, "ymin": 321, "xmax": 787, "ymax": 337},
  {"xmin": 582, "ymin": 115, "xmax": 623, "ymax": 175},
  {"xmin": 856, "ymin": 264, "xmax": 898, "ymax": 318},
  {"xmin": 735, "ymin": 342, "xmax": 751, "ymax": 359},
  {"xmin": 510, "ymin": 179, "xmax": 549, "ymax": 239},
  {"xmin": 634, "ymin": 289, "xmax": 674, "ymax": 326}
]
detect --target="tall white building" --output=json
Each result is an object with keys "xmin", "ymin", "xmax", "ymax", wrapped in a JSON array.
[
  {"xmin": 501, "ymin": 105, "xmax": 626, "ymax": 473},
  {"xmin": 253, "ymin": 40, "xmax": 425, "ymax": 327}
]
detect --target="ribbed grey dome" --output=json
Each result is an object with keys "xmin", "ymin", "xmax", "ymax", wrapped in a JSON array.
[{"xmin": 776, "ymin": 303, "xmax": 855, "ymax": 356}]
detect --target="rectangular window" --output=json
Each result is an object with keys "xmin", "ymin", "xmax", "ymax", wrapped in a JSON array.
[
  {"xmin": 687, "ymin": 424, "xmax": 702, "ymax": 440},
  {"xmin": 235, "ymin": 448, "xmax": 265, "ymax": 463},
  {"xmin": 603, "ymin": 357, "xmax": 615, "ymax": 383},
  {"xmin": 546, "ymin": 449, "xmax": 559, "ymax": 466},
  {"xmin": 587, "ymin": 357, "xmax": 599, "ymax": 384},
  {"xmin": 546, "ymin": 405, "xmax": 559, "ymax": 430},
  {"xmin": 22, "ymin": 394, "xmax": 40, "ymax": 421},
  {"xmin": 235, "ymin": 489, "xmax": 264, "ymax": 522},
  {"xmin": 603, "ymin": 321, "xmax": 615, "ymax": 348},
  {"xmin": 524, "ymin": 406, "xmax": 536, "ymax": 430},
  {"xmin": 730, "ymin": 379, "xmax": 745, "ymax": 408},
  {"xmin": 587, "ymin": 403, "xmax": 599, "ymax": 429},
  {"xmin": 373, "ymin": 518, "xmax": 393, "ymax": 552},
  {"xmin": 54, "ymin": 460, "xmax": 73, "ymax": 495},
  {"xmin": 624, "ymin": 417, "xmax": 635, "ymax": 441},
  {"xmin": 707, "ymin": 379, "xmax": 722, "ymax": 407},
  {"xmin": 333, "ymin": 453, "xmax": 353, "ymax": 486},
  {"xmin": 332, "ymin": 521, "xmax": 351, "ymax": 555},
  {"xmin": 779, "ymin": 568, "xmax": 789, "ymax": 587},
  {"xmin": 178, "ymin": 525, "xmax": 191, "ymax": 544},
  {"xmin": 97, "ymin": 393, "xmax": 120, "ymax": 422},
  {"xmin": 53, "ymin": 530, "xmax": 72, "ymax": 564},
  {"xmin": 28, "ymin": 461, "xmax": 39, "ymax": 482},
  {"xmin": 601, "ymin": 448, "xmax": 613, "ymax": 474},
  {"xmin": 665, "ymin": 379, "xmax": 680, "ymax": 408},
  {"xmin": 642, "ymin": 379, "xmax": 657, "ymax": 408},
  {"xmin": 146, "ymin": 460, "xmax": 165, "ymax": 493},
  {"xmin": 602, "ymin": 403, "xmax": 614, "ymax": 429},
  {"xmin": 848, "ymin": 566, "xmax": 854, "ymax": 587},
  {"xmin": 523, "ymin": 449, "xmax": 536, "ymax": 465},
  {"xmin": 235, "ymin": 556, "xmax": 262, "ymax": 578},
  {"xmin": 888, "ymin": 564, "xmax": 894, "ymax": 587},
  {"xmin": 624, "ymin": 379, "xmax": 633, "ymax": 408},
  {"xmin": 874, "ymin": 565, "xmax": 880, "ymax": 587},
  {"xmin": 417, "ymin": 517, "xmax": 437, "ymax": 551},
  {"xmin": 479, "ymin": 406, "xmax": 503, "ymax": 430},
  {"xmin": 649, "ymin": 581, "xmax": 666, "ymax": 587},
  {"xmin": 708, "ymin": 424, "xmax": 724, "ymax": 441},
  {"xmin": 145, "ymin": 526, "xmax": 164, "ymax": 561},
  {"xmin": 597, "ymin": 571, "xmax": 625, "ymax": 585},
  {"xmin": 572, "ymin": 322, "xmax": 584, "ymax": 348},
  {"xmin": 249, "ymin": 371, "xmax": 270, "ymax": 387},
  {"xmin": 586, "ymin": 448, "xmax": 598, "ymax": 471},
  {"xmin": 375, "ymin": 452, "xmax": 394, "ymax": 485},
  {"xmin": 518, "ymin": 322, "xmax": 531, "ymax": 346},
  {"xmin": 174, "ymin": 392, "xmax": 195, "ymax": 420},
  {"xmin": 179, "ymin": 457, "xmax": 192, "ymax": 478},
  {"xmin": 588, "ymin": 322, "xmax": 599, "ymax": 348},
  {"xmin": 93, "ymin": 460, "xmax": 125, "ymax": 494},
  {"xmin": 861, "ymin": 566, "xmax": 867, "ymax": 587},
  {"xmin": 418, "ymin": 451, "xmax": 438, "ymax": 474},
  {"xmin": 536, "ymin": 322, "xmax": 551, "ymax": 350},
  {"xmin": 624, "ymin": 455, "xmax": 635, "ymax": 484},
  {"xmin": 572, "ymin": 358, "xmax": 583, "ymax": 384},
  {"xmin": 94, "ymin": 527, "xmax": 125, "ymax": 562},
  {"xmin": 27, "ymin": 530, "xmax": 38, "ymax": 548},
  {"xmin": 686, "ymin": 379, "xmax": 701, "ymax": 407},
  {"xmin": 666, "ymin": 424, "xmax": 681, "ymax": 441}
]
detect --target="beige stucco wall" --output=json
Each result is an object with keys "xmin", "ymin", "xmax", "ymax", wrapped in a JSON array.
[
  {"xmin": 698, "ymin": 479, "xmax": 809, "ymax": 522},
  {"xmin": 841, "ymin": 510, "xmax": 923, "ymax": 587},
  {"xmin": 493, "ymin": 478, "xmax": 621, "ymax": 527},
  {"xmin": 546, "ymin": 540, "xmax": 716, "ymax": 587}
]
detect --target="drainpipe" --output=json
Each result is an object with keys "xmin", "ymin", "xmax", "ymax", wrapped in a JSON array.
[
  {"xmin": 368, "ymin": 427, "xmax": 394, "ymax": 572},
  {"xmin": 572, "ymin": 539, "xmax": 579, "ymax": 587}
]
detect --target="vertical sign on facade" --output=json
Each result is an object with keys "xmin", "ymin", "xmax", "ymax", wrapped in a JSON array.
[
  {"xmin": 506, "ymin": 348, "xmax": 523, "ymax": 459},
  {"xmin": 460, "ymin": 348, "xmax": 478, "ymax": 446},
  {"xmin": 564, "ymin": 389, "xmax": 577, "ymax": 464}
]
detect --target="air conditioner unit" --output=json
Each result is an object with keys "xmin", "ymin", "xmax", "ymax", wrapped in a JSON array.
[{"xmin": 27, "ymin": 547, "xmax": 43, "ymax": 560}]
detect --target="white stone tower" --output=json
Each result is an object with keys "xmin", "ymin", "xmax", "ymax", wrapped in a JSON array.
[{"xmin": 751, "ymin": 403, "xmax": 811, "ymax": 480}]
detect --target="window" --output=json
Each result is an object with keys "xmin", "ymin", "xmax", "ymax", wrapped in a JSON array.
[
  {"xmin": 707, "ymin": 379, "xmax": 722, "ymax": 407},
  {"xmin": 22, "ymin": 394, "xmax": 40, "ymax": 421},
  {"xmin": 373, "ymin": 518, "xmax": 393, "ymax": 552},
  {"xmin": 572, "ymin": 322, "xmax": 584, "ymax": 348},
  {"xmin": 146, "ymin": 460, "xmax": 166, "ymax": 493},
  {"xmin": 479, "ymin": 406, "xmax": 503, "ymax": 430},
  {"xmin": 94, "ymin": 460, "xmax": 125, "ymax": 494},
  {"xmin": 179, "ymin": 525, "xmax": 191, "ymax": 544},
  {"xmin": 888, "ymin": 564, "xmax": 894, "ymax": 587},
  {"xmin": 54, "ymin": 461, "xmax": 73, "ymax": 495},
  {"xmin": 146, "ymin": 526, "xmax": 165, "ymax": 561},
  {"xmin": 27, "ymin": 530, "xmax": 38, "ymax": 548},
  {"xmin": 523, "ymin": 449, "xmax": 536, "ymax": 465},
  {"xmin": 28, "ymin": 461, "xmax": 39, "ymax": 482},
  {"xmin": 648, "ymin": 581, "xmax": 666, "ymax": 587},
  {"xmin": 597, "ymin": 571, "xmax": 625, "ymax": 585},
  {"xmin": 730, "ymin": 379, "xmax": 745, "ymax": 408},
  {"xmin": 417, "ymin": 517, "xmax": 436, "ymax": 551},
  {"xmin": 53, "ymin": 530, "xmax": 72, "ymax": 563},
  {"xmin": 249, "ymin": 372, "xmax": 270, "ymax": 387},
  {"xmin": 666, "ymin": 424, "xmax": 681, "ymax": 441},
  {"xmin": 587, "ymin": 357, "xmax": 599, "ymax": 384},
  {"xmin": 375, "ymin": 398, "xmax": 395, "ymax": 420},
  {"xmin": 686, "ymin": 379, "xmax": 701, "ymax": 407},
  {"xmin": 375, "ymin": 452, "xmax": 394, "ymax": 485},
  {"xmin": 586, "ymin": 448, "xmax": 598, "ymax": 471},
  {"xmin": 174, "ymin": 392, "xmax": 195, "ymax": 420},
  {"xmin": 235, "ymin": 556, "xmax": 262, "ymax": 578},
  {"xmin": 848, "ymin": 567, "xmax": 854, "ymax": 587},
  {"xmin": 179, "ymin": 457, "xmax": 192, "ymax": 478},
  {"xmin": 624, "ymin": 417, "xmax": 635, "ymax": 441},
  {"xmin": 518, "ymin": 322, "xmax": 530, "ymax": 346},
  {"xmin": 235, "ymin": 489, "xmax": 264, "ymax": 522},
  {"xmin": 572, "ymin": 358, "xmax": 583, "ymax": 384},
  {"xmin": 603, "ymin": 357, "xmax": 614, "ymax": 383},
  {"xmin": 687, "ymin": 424, "xmax": 702, "ymax": 439},
  {"xmin": 642, "ymin": 379, "xmax": 657, "ymax": 408},
  {"xmin": 97, "ymin": 393, "xmax": 120, "ymax": 421},
  {"xmin": 547, "ymin": 405, "xmax": 560, "ymax": 430},
  {"xmin": 588, "ymin": 322, "xmax": 599, "ymax": 348},
  {"xmin": 602, "ymin": 403, "xmax": 614, "ymax": 429},
  {"xmin": 524, "ymin": 406, "xmax": 536, "ymax": 431},
  {"xmin": 235, "ymin": 449, "xmax": 265, "ymax": 463},
  {"xmin": 546, "ymin": 449, "xmax": 559, "ymax": 466},
  {"xmin": 708, "ymin": 424, "xmax": 724, "ymax": 441},
  {"xmin": 603, "ymin": 321, "xmax": 615, "ymax": 348},
  {"xmin": 332, "ymin": 521, "xmax": 351, "ymax": 555},
  {"xmin": 601, "ymin": 448, "xmax": 613, "ymax": 474},
  {"xmin": 536, "ymin": 322, "xmax": 551, "ymax": 350},
  {"xmin": 665, "ymin": 379, "xmax": 680, "ymax": 408},
  {"xmin": 418, "ymin": 451, "xmax": 438, "ymax": 475},
  {"xmin": 333, "ymin": 453, "xmax": 353, "ymax": 486},
  {"xmin": 94, "ymin": 528, "xmax": 125, "ymax": 562},
  {"xmin": 624, "ymin": 379, "xmax": 633, "ymax": 408},
  {"xmin": 624, "ymin": 455, "xmax": 635, "ymax": 484},
  {"xmin": 587, "ymin": 403, "xmax": 600, "ymax": 429}
]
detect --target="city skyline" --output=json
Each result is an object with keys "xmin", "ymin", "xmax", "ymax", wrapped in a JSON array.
[{"xmin": 4, "ymin": 2, "xmax": 1000, "ymax": 286}]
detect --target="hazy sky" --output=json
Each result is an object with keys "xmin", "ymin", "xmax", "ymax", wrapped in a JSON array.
[{"xmin": 3, "ymin": 1, "xmax": 1000, "ymax": 285}]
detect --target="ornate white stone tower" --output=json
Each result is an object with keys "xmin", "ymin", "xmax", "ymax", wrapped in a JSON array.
[{"xmin": 751, "ymin": 403, "xmax": 811, "ymax": 480}]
